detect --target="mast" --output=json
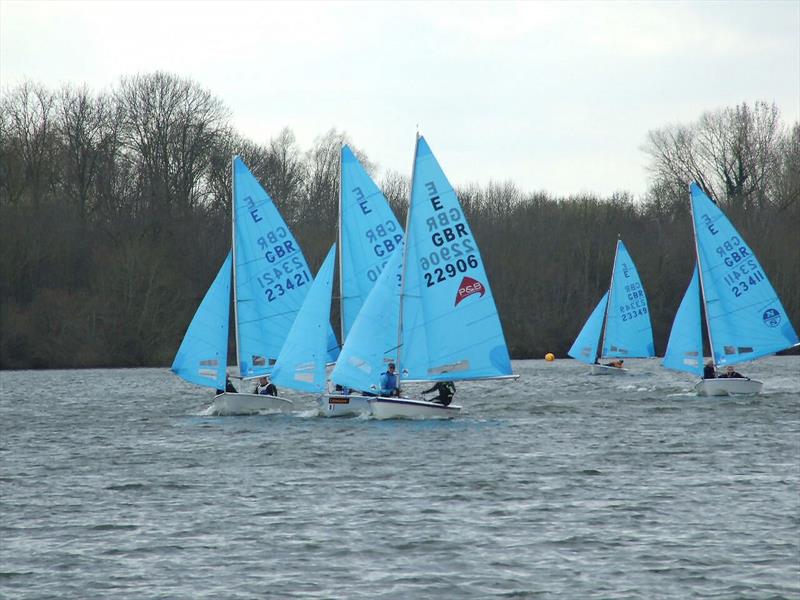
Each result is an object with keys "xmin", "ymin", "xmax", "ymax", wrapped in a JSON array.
[
  {"xmin": 337, "ymin": 144, "xmax": 345, "ymax": 344},
  {"xmin": 395, "ymin": 132, "xmax": 420, "ymax": 386},
  {"xmin": 689, "ymin": 185, "xmax": 717, "ymax": 367},
  {"xmin": 598, "ymin": 237, "xmax": 620, "ymax": 362},
  {"xmin": 231, "ymin": 156, "xmax": 241, "ymax": 375}
]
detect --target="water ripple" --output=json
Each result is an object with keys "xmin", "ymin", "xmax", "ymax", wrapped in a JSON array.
[{"xmin": 1, "ymin": 358, "xmax": 798, "ymax": 598}]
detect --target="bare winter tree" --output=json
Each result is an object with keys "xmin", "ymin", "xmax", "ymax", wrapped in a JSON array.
[
  {"xmin": 115, "ymin": 72, "xmax": 231, "ymax": 228},
  {"xmin": 380, "ymin": 169, "xmax": 410, "ymax": 224},
  {"xmin": 57, "ymin": 85, "xmax": 116, "ymax": 219},
  {"xmin": 643, "ymin": 101, "xmax": 791, "ymax": 210},
  {"xmin": 0, "ymin": 81, "xmax": 59, "ymax": 207}
]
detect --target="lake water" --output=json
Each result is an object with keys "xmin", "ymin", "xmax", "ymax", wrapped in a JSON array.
[{"xmin": 1, "ymin": 357, "xmax": 798, "ymax": 599}]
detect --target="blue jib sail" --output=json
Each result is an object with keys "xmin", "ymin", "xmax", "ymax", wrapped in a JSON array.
[
  {"xmin": 400, "ymin": 135, "xmax": 512, "ymax": 381},
  {"xmin": 233, "ymin": 157, "xmax": 339, "ymax": 378},
  {"xmin": 271, "ymin": 244, "xmax": 337, "ymax": 394},
  {"xmin": 330, "ymin": 244, "xmax": 404, "ymax": 394},
  {"xmin": 339, "ymin": 145, "xmax": 404, "ymax": 340},
  {"xmin": 171, "ymin": 252, "xmax": 232, "ymax": 390},
  {"xmin": 662, "ymin": 265, "xmax": 703, "ymax": 375},
  {"xmin": 568, "ymin": 292, "xmax": 608, "ymax": 365},
  {"xmin": 690, "ymin": 182, "xmax": 799, "ymax": 366},
  {"xmin": 602, "ymin": 240, "xmax": 655, "ymax": 358}
]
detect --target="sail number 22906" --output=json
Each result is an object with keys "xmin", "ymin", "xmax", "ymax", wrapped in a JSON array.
[{"xmin": 424, "ymin": 255, "xmax": 479, "ymax": 287}]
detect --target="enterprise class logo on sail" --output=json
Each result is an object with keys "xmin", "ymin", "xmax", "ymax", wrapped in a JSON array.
[{"xmin": 762, "ymin": 308, "xmax": 781, "ymax": 328}]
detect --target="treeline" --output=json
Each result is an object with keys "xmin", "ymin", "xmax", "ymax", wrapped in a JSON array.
[{"xmin": 1, "ymin": 72, "xmax": 798, "ymax": 368}]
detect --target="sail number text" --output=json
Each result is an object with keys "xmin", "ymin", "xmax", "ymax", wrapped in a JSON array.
[
  {"xmin": 364, "ymin": 220, "xmax": 403, "ymax": 282},
  {"xmin": 254, "ymin": 227, "xmax": 311, "ymax": 301},
  {"xmin": 715, "ymin": 235, "xmax": 765, "ymax": 298},
  {"xmin": 420, "ymin": 181, "xmax": 479, "ymax": 288},
  {"xmin": 353, "ymin": 186, "xmax": 403, "ymax": 281},
  {"xmin": 620, "ymin": 282, "xmax": 648, "ymax": 322}
]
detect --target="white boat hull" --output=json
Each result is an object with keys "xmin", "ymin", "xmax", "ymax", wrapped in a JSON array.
[
  {"xmin": 368, "ymin": 396, "xmax": 462, "ymax": 420},
  {"xmin": 694, "ymin": 378, "xmax": 764, "ymax": 397},
  {"xmin": 210, "ymin": 392, "xmax": 293, "ymax": 415},
  {"xmin": 318, "ymin": 394, "xmax": 372, "ymax": 418},
  {"xmin": 589, "ymin": 364, "xmax": 628, "ymax": 376}
]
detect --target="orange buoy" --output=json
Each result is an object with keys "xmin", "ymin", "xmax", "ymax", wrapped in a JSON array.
[{"xmin": 545, "ymin": 353, "xmax": 555, "ymax": 362}]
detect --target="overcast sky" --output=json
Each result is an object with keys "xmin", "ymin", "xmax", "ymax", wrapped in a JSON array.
[{"xmin": 2, "ymin": 0, "xmax": 798, "ymax": 197}]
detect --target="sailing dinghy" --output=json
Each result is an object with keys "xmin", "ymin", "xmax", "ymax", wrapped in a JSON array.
[
  {"xmin": 171, "ymin": 157, "xmax": 338, "ymax": 414},
  {"xmin": 318, "ymin": 145, "xmax": 406, "ymax": 417},
  {"xmin": 332, "ymin": 135, "xmax": 515, "ymax": 419},
  {"xmin": 662, "ymin": 183, "xmax": 798, "ymax": 396},
  {"xmin": 568, "ymin": 239, "xmax": 655, "ymax": 375}
]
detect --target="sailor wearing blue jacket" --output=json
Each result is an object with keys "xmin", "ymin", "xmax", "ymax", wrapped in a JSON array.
[{"xmin": 379, "ymin": 362, "xmax": 400, "ymax": 397}]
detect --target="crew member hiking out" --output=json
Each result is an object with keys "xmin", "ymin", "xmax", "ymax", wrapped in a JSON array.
[{"xmin": 422, "ymin": 381, "xmax": 456, "ymax": 406}]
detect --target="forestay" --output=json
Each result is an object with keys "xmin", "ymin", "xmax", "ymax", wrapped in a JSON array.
[
  {"xmin": 171, "ymin": 252, "xmax": 232, "ymax": 390},
  {"xmin": 690, "ymin": 183, "xmax": 798, "ymax": 366},
  {"xmin": 271, "ymin": 245, "xmax": 338, "ymax": 393},
  {"xmin": 233, "ymin": 157, "xmax": 339, "ymax": 378},
  {"xmin": 399, "ymin": 136, "xmax": 512, "ymax": 381}
]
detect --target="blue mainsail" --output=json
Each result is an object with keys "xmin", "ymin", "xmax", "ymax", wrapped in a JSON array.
[
  {"xmin": 330, "ymin": 245, "xmax": 404, "ymax": 393},
  {"xmin": 690, "ymin": 182, "xmax": 799, "ymax": 366},
  {"xmin": 171, "ymin": 252, "xmax": 232, "ymax": 390},
  {"xmin": 662, "ymin": 265, "xmax": 703, "ymax": 375},
  {"xmin": 568, "ymin": 292, "xmax": 608, "ymax": 365},
  {"xmin": 602, "ymin": 240, "xmax": 655, "ymax": 358},
  {"xmin": 339, "ymin": 145, "xmax": 404, "ymax": 340},
  {"xmin": 399, "ymin": 135, "xmax": 513, "ymax": 381},
  {"xmin": 233, "ymin": 157, "xmax": 339, "ymax": 378},
  {"xmin": 271, "ymin": 245, "xmax": 337, "ymax": 393}
]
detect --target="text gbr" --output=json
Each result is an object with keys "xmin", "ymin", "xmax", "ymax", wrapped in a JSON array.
[{"xmin": 421, "ymin": 181, "xmax": 478, "ymax": 289}]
